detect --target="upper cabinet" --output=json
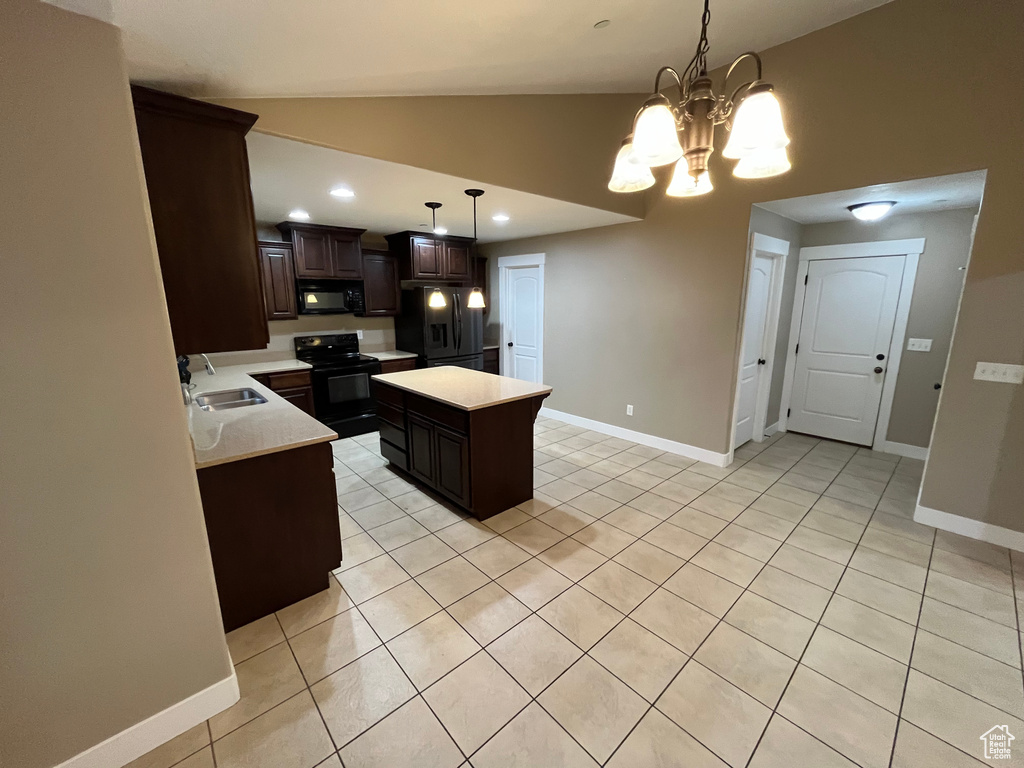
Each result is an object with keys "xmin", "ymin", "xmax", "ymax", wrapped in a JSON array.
[
  {"xmin": 257, "ymin": 241, "xmax": 297, "ymax": 321},
  {"xmin": 132, "ymin": 86, "xmax": 268, "ymax": 355},
  {"xmin": 277, "ymin": 222, "xmax": 366, "ymax": 280},
  {"xmin": 386, "ymin": 232, "xmax": 476, "ymax": 282},
  {"xmin": 361, "ymin": 249, "xmax": 401, "ymax": 317}
]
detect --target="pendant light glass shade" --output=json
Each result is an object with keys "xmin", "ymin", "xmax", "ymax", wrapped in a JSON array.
[
  {"xmin": 608, "ymin": 139, "xmax": 656, "ymax": 193},
  {"xmin": 428, "ymin": 288, "xmax": 447, "ymax": 309},
  {"xmin": 467, "ymin": 289, "xmax": 486, "ymax": 309},
  {"xmin": 631, "ymin": 97, "xmax": 683, "ymax": 166},
  {"xmin": 666, "ymin": 161, "xmax": 713, "ymax": 197},
  {"xmin": 732, "ymin": 146, "xmax": 791, "ymax": 178},
  {"xmin": 722, "ymin": 87, "xmax": 789, "ymax": 159}
]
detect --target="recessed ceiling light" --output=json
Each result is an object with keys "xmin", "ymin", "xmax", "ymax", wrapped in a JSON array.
[
  {"xmin": 433, "ymin": 226, "xmax": 448, "ymax": 235},
  {"xmin": 288, "ymin": 209, "xmax": 311, "ymax": 220},
  {"xmin": 329, "ymin": 186, "xmax": 355, "ymax": 198},
  {"xmin": 594, "ymin": 19, "xmax": 611, "ymax": 29},
  {"xmin": 492, "ymin": 213, "xmax": 510, "ymax": 223},
  {"xmin": 848, "ymin": 201, "xmax": 896, "ymax": 221}
]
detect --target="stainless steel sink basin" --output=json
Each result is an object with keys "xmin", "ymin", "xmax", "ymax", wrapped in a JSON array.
[{"xmin": 195, "ymin": 388, "xmax": 268, "ymax": 411}]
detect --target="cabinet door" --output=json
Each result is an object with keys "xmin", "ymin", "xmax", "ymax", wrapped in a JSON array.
[
  {"xmin": 434, "ymin": 424, "xmax": 470, "ymax": 505},
  {"xmin": 276, "ymin": 386, "xmax": 315, "ymax": 416},
  {"xmin": 362, "ymin": 251, "xmax": 401, "ymax": 316},
  {"xmin": 258, "ymin": 243, "xmax": 297, "ymax": 320},
  {"xmin": 292, "ymin": 229, "xmax": 333, "ymax": 278},
  {"xmin": 407, "ymin": 414, "xmax": 436, "ymax": 485},
  {"xmin": 411, "ymin": 237, "xmax": 444, "ymax": 279},
  {"xmin": 330, "ymin": 233, "xmax": 363, "ymax": 279},
  {"xmin": 445, "ymin": 242, "xmax": 472, "ymax": 281}
]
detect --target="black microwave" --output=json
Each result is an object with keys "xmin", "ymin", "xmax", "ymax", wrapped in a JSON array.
[{"xmin": 297, "ymin": 282, "xmax": 365, "ymax": 315}]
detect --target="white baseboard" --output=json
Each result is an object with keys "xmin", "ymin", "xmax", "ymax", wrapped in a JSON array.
[
  {"xmin": 879, "ymin": 441, "xmax": 929, "ymax": 461},
  {"xmin": 55, "ymin": 671, "xmax": 238, "ymax": 768},
  {"xmin": 763, "ymin": 422, "xmax": 780, "ymax": 439},
  {"xmin": 540, "ymin": 407, "xmax": 733, "ymax": 467},
  {"xmin": 914, "ymin": 504, "xmax": 1024, "ymax": 554}
]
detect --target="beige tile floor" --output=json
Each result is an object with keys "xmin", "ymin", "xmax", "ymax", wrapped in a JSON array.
[{"xmin": 132, "ymin": 420, "xmax": 1024, "ymax": 768}]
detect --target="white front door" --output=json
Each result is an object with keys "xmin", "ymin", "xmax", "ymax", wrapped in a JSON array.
[
  {"xmin": 788, "ymin": 255, "xmax": 904, "ymax": 445},
  {"xmin": 504, "ymin": 265, "xmax": 543, "ymax": 383},
  {"xmin": 734, "ymin": 253, "xmax": 774, "ymax": 447}
]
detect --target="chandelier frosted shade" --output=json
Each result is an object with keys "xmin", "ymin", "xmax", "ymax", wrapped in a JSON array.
[
  {"xmin": 666, "ymin": 162, "xmax": 713, "ymax": 197},
  {"xmin": 608, "ymin": 140, "xmax": 656, "ymax": 193},
  {"xmin": 428, "ymin": 288, "xmax": 447, "ymax": 309},
  {"xmin": 467, "ymin": 288, "xmax": 486, "ymax": 309},
  {"xmin": 631, "ymin": 98, "xmax": 684, "ymax": 167},
  {"xmin": 722, "ymin": 88, "xmax": 789, "ymax": 159},
  {"xmin": 733, "ymin": 146, "xmax": 791, "ymax": 178}
]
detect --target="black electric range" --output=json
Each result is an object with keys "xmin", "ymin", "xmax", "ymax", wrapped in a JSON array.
[{"xmin": 294, "ymin": 333, "xmax": 381, "ymax": 438}]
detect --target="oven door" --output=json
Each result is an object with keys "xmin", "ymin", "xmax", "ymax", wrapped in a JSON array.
[{"xmin": 310, "ymin": 359, "xmax": 382, "ymax": 421}]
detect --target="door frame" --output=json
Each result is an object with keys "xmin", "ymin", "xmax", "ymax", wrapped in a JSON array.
[
  {"xmin": 731, "ymin": 232, "xmax": 790, "ymax": 450},
  {"xmin": 498, "ymin": 253, "xmax": 546, "ymax": 383},
  {"xmin": 778, "ymin": 238, "xmax": 924, "ymax": 449}
]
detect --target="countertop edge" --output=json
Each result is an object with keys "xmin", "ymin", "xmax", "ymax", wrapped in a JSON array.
[
  {"xmin": 371, "ymin": 373, "xmax": 552, "ymax": 412},
  {"xmin": 194, "ymin": 431, "xmax": 337, "ymax": 470}
]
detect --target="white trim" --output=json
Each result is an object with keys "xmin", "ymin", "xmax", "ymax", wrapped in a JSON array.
[
  {"xmin": 799, "ymin": 238, "xmax": 925, "ymax": 261},
  {"xmin": 779, "ymin": 240, "xmax": 923, "ymax": 449},
  {"xmin": 764, "ymin": 421, "xmax": 780, "ymax": 439},
  {"xmin": 879, "ymin": 441, "xmax": 929, "ymax": 460},
  {"xmin": 498, "ymin": 254, "xmax": 545, "ymax": 384},
  {"xmin": 497, "ymin": 253, "xmax": 546, "ymax": 268},
  {"xmin": 55, "ymin": 672, "xmax": 238, "ymax": 768},
  {"xmin": 915, "ymin": 504, "xmax": 1024, "ymax": 554},
  {"xmin": 540, "ymin": 407, "xmax": 732, "ymax": 467}
]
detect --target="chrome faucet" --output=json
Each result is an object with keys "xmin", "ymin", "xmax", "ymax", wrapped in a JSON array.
[
  {"xmin": 199, "ymin": 354, "xmax": 216, "ymax": 375},
  {"xmin": 181, "ymin": 382, "xmax": 193, "ymax": 405}
]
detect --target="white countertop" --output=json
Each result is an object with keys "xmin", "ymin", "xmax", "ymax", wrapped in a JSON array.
[
  {"xmin": 188, "ymin": 362, "xmax": 335, "ymax": 470},
  {"xmin": 372, "ymin": 350, "xmax": 418, "ymax": 361},
  {"xmin": 372, "ymin": 367, "xmax": 552, "ymax": 411}
]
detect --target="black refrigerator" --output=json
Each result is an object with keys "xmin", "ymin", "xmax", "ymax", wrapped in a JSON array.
[{"xmin": 395, "ymin": 286, "xmax": 484, "ymax": 370}]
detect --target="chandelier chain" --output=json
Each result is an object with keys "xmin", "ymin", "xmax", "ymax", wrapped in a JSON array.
[{"xmin": 681, "ymin": 0, "xmax": 712, "ymax": 88}]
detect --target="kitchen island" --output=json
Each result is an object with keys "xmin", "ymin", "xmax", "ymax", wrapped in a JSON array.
[
  {"xmin": 371, "ymin": 367, "xmax": 552, "ymax": 519},
  {"xmin": 189, "ymin": 362, "xmax": 341, "ymax": 631}
]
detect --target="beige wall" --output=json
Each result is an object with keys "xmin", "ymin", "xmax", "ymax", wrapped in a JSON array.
[
  {"xmin": 0, "ymin": 4, "xmax": 233, "ymax": 767},
  {"xmin": 747, "ymin": 207, "xmax": 803, "ymax": 427},
  {"xmin": 212, "ymin": 0, "xmax": 1023, "ymax": 530},
  {"xmin": 800, "ymin": 208, "xmax": 977, "ymax": 448}
]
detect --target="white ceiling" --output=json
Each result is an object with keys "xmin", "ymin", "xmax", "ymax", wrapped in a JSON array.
[
  {"xmin": 756, "ymin": 171, "xmax": 987, "ymax": 225},
  {"xmin": 246, "ymin": 133, "xmax": 637, "ymax": 242},
  {"xmin": 51, "ymin": 0, "xmax": 890, "ymax": 97}
]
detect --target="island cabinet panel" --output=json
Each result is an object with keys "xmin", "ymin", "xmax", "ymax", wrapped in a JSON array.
[
  {"xmin": 197, "ymin": 441, "xmax": 341, "ymax": 631},
  {"xmin": 370, "ymin": 378, "xmax": 548, "ymax": 519}
]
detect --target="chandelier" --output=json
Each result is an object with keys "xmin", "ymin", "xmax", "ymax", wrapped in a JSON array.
[{"xmin": 608, "ymin": 0, "xmax": 791, "ymax": 198}]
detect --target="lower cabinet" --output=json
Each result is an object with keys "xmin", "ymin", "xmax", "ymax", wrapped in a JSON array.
[
  {"xmin": 250, "ymin": 369, "xmax": 314, "ymax": 416},
  {"xmin": 380, "ymin": 357, "xmax": 418, "ymax": 374},
  {"xmin": 407, "ymin": 413, "xmax": 436, "ymax": 487},
  {"xmin": 434, "ymin": 424, "xmax": 470, "ymax": 505},
  {"xmin": 482, "ymin": 348, "xmax": 499, "ymax": 374}
]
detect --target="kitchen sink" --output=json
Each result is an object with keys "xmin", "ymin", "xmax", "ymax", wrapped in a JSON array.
[{"xmin": 195, "ymin": 388, "xmax": 268, "ymax": 411}]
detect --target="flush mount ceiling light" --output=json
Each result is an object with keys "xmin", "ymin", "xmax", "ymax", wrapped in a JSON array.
[
  {"xmin": 492, "ymin": 213, "xmax": 510, "ymax": 223},
  {"xmin": 288, "ymin": 209, "xmax": 311, "ymax": 220},
  {"xmin": 594, "ymin": 19, "xmax": 611, "ymax": 29},
  {"xmin": 329, "ymin": 186, "xmax": 355, "ymax": 198},
  {"xmin": 848, "ymin": 201, "xmax": 897, "ymax": 221},
  {"xmin": 609, "ymin": 0, "xmax": 791, "ymax": 198}
]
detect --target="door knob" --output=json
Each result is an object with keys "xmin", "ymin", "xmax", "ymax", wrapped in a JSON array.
[
  {"xmin": 876, "ymin": 353, "xmax": 886, "ymax": 361},
  {"xmin": 507, "ymin": 342, "xmax": 513, "ymax": 347},
  {"xmin": 934, "ymin": 383, "xmax": 942, "ymax": 390},
  {"xmin": 874, "ymin": 366, "xmax": 884, "ymax": 374},
  {"xmin": 757, "ymin": 358, "xmax": 766, "ymax": 365}
]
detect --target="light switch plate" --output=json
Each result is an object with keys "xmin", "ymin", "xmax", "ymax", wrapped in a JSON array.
[
  {"xmin": 907, "ymin": 338, "xmax": 932, "ymax": 352},
  {"xmin": 974, "ymin": 362, "xmax": 1024, "ymax": 384},
  {"xmin": 356, "ymin": 330, "xmax": 363, "ymax": 340}
]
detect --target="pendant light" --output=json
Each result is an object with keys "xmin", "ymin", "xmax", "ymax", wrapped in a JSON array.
[
  {"xmin": 464, "ymin": 188, "xmax": 486, "ymax": 310},
  {"xmin": 425, "ymin": 202, "xmax": 447, "ymax": 309},
  {"xmin": 608, "ymin": 0, "xmax": 791, "ymax": 199}
]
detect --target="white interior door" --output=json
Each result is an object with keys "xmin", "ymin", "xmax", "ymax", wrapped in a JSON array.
[
  {"xmin": 788, "ymin": 255, "xmax": 904, "ymax": 445},
  {"xmin": 503, "ymin": 265, "xmax": 543, "ymax": 383},
  {"xmin": 734, "ymin": 253, "xmax": 774, "ymax": 447}
]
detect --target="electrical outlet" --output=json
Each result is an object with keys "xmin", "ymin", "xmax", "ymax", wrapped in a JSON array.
[
  {"xmin": 356, "ymin": 330, "xmax": 363, "ymax": 340},
  {"xmin": 907, "ymin": 338, "xmax": 932, "ymax": 352},
  {"xmin": 974, "ymin": 362, "xmax": 1024, "ymax": 384},
  {"xmin": 626, "ymin": 404, "xmax": 634, "ymax": 416}
]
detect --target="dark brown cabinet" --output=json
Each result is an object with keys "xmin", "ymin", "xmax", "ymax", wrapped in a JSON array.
[
  {"xmin": 278, "ymin": 222, "xmax": 366, "ymax": 280},
  {"xmin": 380, "ymin": 357, "xmax": 418, "ymax": 374},
  {"xmin": 250, "ymin": 369, "xmax": 314, "ymax": 416},
  {"xmin": 258, "ymin": 241, "xmax": 297, "ymax": 320},
  {"xmin": 434, "ymin": 424, "xmax": 470, "ymax": 505},
  {"xmin": 407, "ymin": 413, "xmax": 436, "ymax": 487},
  {"xmin": 483, "ymin": 348, "xmax": 499, "ymax": 374},
  {"xmin": 132, "ymin": 86, "xmax": 268, "ymax": 355},
  {"xmin": 387, "ymin": 231, "xmax": 477, "ymax": 282},
  {"xmin": 361, "ymin": 249, "xmax": 401, "ymax": 317}
]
